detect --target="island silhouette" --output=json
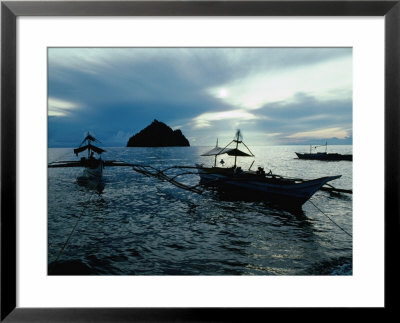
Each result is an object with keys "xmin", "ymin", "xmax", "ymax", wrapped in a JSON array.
[{"xmin": 127, "ymin": 119, "xmax": 190, "ymax": 147}]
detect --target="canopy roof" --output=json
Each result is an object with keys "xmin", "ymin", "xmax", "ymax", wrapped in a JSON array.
[
  {"xmin": 74, "ymin": 143, "xmax": 106, "ymax": 156},
  {"xmin": 201, "ymin": 147, "xmax": 228, "ymax": 156},
  {"xmin": 201, "ymin": 147, "xmax": 252, "ymax": 157},
  {"xmin": 226, "ymin": 148, "xmax": 253, "ymax": 157}
]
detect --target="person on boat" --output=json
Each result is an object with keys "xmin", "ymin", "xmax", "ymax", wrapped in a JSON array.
[{"xmin": 256, "ymin": 167, "xmax": 266, "ymax": 175}]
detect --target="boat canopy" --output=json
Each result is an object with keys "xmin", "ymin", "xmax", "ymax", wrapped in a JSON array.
[
  {"xmin": 201, "ymin": 147, "xmax": 253, "ymax": 157},
  {"xmin": 80, "ymin": 134, "xmax": 100, "ymax": 145},
  {"xmin": 201, "ymin": 147, "xmax": 227, "ymax": 156},
  {"xmin": 74, "ymin": 143, "xmax": 106, "ymax": 156}
]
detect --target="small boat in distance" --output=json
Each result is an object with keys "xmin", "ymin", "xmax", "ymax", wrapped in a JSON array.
[
  {"xmin": 295, "ymin": 142, "xmax": 352, "ymax": 161},
  {"xmin": 196, "ymin": 131, "xmax": 342, "ymax": 207}
]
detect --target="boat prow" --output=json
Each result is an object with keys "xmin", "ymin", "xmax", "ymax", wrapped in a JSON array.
[{"xmin": 76, "ymin": 158, "xmax": 104, "ymax": 182}]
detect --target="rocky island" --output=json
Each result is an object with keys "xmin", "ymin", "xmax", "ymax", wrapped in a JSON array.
[{"xmin": 127, "ymin": 119, "xmax": 190, "ymax": 147}]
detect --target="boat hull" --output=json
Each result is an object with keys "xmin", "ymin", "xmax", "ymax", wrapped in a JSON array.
[
  {"xmin": 196, "ymin": 165, "xmax": 341, "ymax": 207},
  {"xmin": 295, "ymin": 152, "xmax": 352, "ymax": 161},
  {"xmin": 77, "ymin": 159, "xmax": 104, "ymax": 183}
]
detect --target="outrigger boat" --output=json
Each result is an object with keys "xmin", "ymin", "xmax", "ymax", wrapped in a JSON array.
[
  {"xmin": 74, "ymin": 134, "xmax": 106, "ymax": 183},
  {"xmin": 49, "ymin": 131, "xmax": 350, "ymax": 207},
  {"xmin": 49, "ymin": 133, "xmax": 106, "ymax": 185},
  {"xmin": 48, "ymin": 133, "xmax": 152, "ymax": 188},
  {"xmin": 295, "ymin": 142, "xmax": 352, "ymax": 161},
  {"xmin": 195, "ymin": 131, "xmax": 342, "ymax": 207},
  {"xmin": 48, "ymin": 132, "xmax": 137, "ymax": 189}
]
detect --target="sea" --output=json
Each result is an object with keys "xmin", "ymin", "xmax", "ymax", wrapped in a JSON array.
[{"xmin": 48, "ymin": 145, "xmax": 352, "ymax": 276}]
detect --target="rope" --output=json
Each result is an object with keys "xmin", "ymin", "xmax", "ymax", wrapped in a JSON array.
[
  {"xmin": 53, "ymin": 190, "xmax": 96, "ymax": 263},
  {"xmin": 49, "ymin": 149, "xmax": 77, "ymax": 165},
  {"xmin": 308, "ymin": 199, "xmax": 352, "ymax": 238}
]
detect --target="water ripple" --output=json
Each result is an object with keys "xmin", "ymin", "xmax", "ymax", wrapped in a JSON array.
[{"xmin": 48, "ymin": 146, "xmax": 352, "ymax": 275}]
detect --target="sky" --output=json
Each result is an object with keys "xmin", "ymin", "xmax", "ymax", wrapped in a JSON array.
[{"xmin": 48, "ymin": 47, "xmax": 352, "ymax": 147}]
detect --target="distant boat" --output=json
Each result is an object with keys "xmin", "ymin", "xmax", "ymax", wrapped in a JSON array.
[
  {"xmin": 49, "ymin": 133, "xmax": 168, "ymax": 191},
  {"xmin": 196, "ymin": 131, "xmax": 342, "ymax": 207},
  {"xmin": 295, "ymin": 142, "xmax": 352, "ymax": 161},
  {"xmin": 73, "ymin": 133, "xmax": 106, "ymax": 183},
  {"xmin": 48, "ymin": 133, "xmax": 106, "ymax": 186}
]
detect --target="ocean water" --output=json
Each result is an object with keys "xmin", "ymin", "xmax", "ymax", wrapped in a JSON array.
[{"xmin": 48, "ymin": 145, "xmax": 352, "ymax": 275}]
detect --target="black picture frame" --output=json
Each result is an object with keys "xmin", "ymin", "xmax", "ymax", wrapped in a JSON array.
[{"xmin": 1, "ymin": 1, "xmax": 398, "ymax": 321}]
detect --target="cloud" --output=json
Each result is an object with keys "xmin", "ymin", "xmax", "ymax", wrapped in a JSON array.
[
  {"xmin": 285, "ymin": 127, "xmax": 350, "ymax": 140},
  {"xmin": 48, "ymin": 97, "xmax": 80, "ymax": 116},
  {"xmin": 208, "ymin": 55, "xmax": 352, "ymax": 110},
  {"xmin": 192, "ymin": 110, "xmax": 261, "ymax": 128},
  {"xmin": 47, "ymin": 47, "xmax": 352, "ymax": 147}
]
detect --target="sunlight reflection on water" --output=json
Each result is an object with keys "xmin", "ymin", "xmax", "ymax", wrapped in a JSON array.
[{"xmin": 48, "ymin": 146, "xmax": 352, "ymax": 275}]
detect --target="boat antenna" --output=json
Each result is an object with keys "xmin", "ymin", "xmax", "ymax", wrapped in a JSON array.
[
  {"xmin": 233, "ymin": 129, "xmax": 242, "ymax": 167},
  {"xmin": 214, "ymin": 138, "xmax": 219, "ymax": 167},
  {"xmin": 235, "ymin": 129, "xmax": 243, "ymax": 142}
]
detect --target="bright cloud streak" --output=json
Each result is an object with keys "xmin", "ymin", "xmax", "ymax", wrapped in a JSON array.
[
  {"xmin": 209, "ymin": 56, "xmax": 352, "ymax": 110},
  {"xmin": 193, "ymin": 110, "xmax": 259, "ymax": 128},
  {"xmin": 286, "ymin": 127, "xmax": 349, "ymax": 140},
  {"xmin": 48, "ymin": 97, "xmax": 80, "ymax": 116}
]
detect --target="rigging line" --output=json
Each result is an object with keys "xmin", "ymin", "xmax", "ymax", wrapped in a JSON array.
[
  {"xmin": 49, "ymin": 150, "xmax": 75, "ymax": 164},
  {"xmin": 308, "ymin": 199, "xmax": 352, "ymax": 238},
  {"xmin": 240, "ymin": 141, "xmax": 255, "ymax": 156},
  {"xmin": 53, "ymin": 190, "xmax": 96, "ymax": 263}
]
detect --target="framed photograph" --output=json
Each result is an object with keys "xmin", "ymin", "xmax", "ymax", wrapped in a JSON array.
[{"xmin": 2, "ymin": 0, "xmax": 398, "ymax": 321}]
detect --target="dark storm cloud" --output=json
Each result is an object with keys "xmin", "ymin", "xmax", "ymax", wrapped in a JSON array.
[{"xmin": 257, "ymin": 93, "xmax": 352, "ymax": 128}]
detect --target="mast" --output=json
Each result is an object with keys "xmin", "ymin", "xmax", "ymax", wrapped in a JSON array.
[
  {"xmin": 214, "ymin": 138, "xmax": 218, "ymax": 167},
  {"xmin": 234, "ymin": 130, "xmax": 240, "ymax": 168},
  {"xmin": 86, "ymin": 133, "xmax": 92, "ymax": 158}
]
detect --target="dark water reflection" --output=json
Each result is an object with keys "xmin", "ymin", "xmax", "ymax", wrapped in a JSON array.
[{"xmin": 48, "ymin": 146, "xmax": 352, "ymax": 275}]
